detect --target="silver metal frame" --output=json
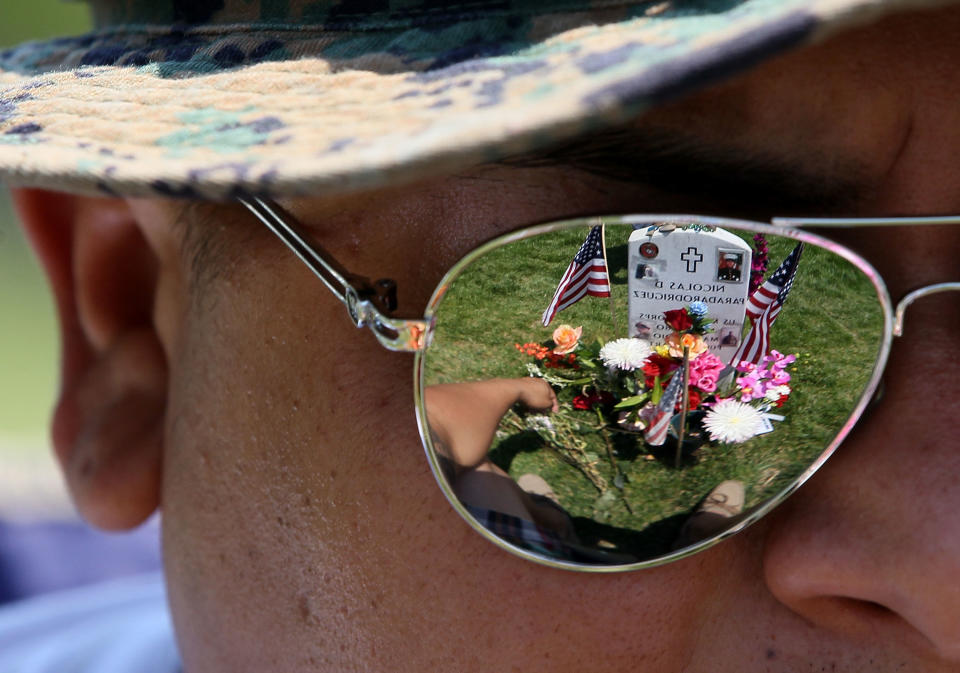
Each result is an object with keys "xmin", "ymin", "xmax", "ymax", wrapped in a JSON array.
[
  {"xmin": 241, "ymin": 197, "xmax": 959, "ymax": 572},
  {"xmin": 239, "ymin": 197, "xmax": 428, "ymax": 352},
  {"xmin": 774, "ymin": 216, "xmax": 960, "ymax": 337}
]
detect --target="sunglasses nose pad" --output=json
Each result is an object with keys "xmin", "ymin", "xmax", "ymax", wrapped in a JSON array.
[{"xmin": 373, "ymin": 278, "xmax": 398, "ymax": 313}]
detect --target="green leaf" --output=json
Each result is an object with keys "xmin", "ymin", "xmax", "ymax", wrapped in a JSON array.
[
  {"xmin": 651, "ymin": 375, "xmax": 663, "ymax": 404},
  {"xmin": 613, "ymin": 394, "xmax": 648, "ymax": 409}
]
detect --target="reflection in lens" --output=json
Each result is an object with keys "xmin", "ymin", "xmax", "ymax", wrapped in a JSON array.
[{"xmin": 421, "ymin": 219, "xmax": 885, "ymax": 567}]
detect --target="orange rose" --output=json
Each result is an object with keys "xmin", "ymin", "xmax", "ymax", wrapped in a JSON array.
[
  {"xmin": 551, "ymin": 324, "xmax": 582, "ymax": 355},
  {"xmin": 665, "ymin": 332, "xmax": 707, "ymax": 359}
]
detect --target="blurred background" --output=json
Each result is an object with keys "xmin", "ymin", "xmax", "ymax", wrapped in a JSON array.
[{"xmin": 1, "ymin": 2, "xmax": 161, "ymax": 605}]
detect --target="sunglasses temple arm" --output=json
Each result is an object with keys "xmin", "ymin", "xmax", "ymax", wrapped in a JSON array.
[
  {"xmin": 773, "ymin": 216, "xmax": 960, "ymax": 338},
  {"xmin": 892, "ymin": 282, "xmax": 960, "ymax": 337},
  {"xmin": 772, "ymin": 216, "xmax": 960, "ymax": 228},
  {"xmin": 239, "ymin": 196, "xmax": 354, "ymax": 295},
  {"xmin": 238, "ymin": 196, "xmax": 427, "ymax": 352}
]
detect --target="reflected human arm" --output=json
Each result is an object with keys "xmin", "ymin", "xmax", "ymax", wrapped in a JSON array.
[{"xmin": 424, "ymin": 378, "xmax": 557, "ymax": 470}]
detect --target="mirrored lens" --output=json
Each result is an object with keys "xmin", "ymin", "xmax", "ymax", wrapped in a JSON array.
[{"xmin": 420, "ymin": 218, "xmax": 886, "ymax": 568}]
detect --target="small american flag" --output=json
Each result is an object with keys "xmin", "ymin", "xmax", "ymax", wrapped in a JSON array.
[
  {"xmin": 541, "ymin": 226, "xmax": 610, "ymax": 326},
  {"xmin": 730, "ymin": 242, "xmax": 804, "ymax": 366},
  {"xmin": 644, "ymin": 370, "xmax": 685, "ymax": 446}
]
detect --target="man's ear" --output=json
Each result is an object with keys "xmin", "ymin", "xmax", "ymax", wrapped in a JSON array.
[{"xmin": 11, "ymin": 189, "xmax": 171, "ymax": 531}]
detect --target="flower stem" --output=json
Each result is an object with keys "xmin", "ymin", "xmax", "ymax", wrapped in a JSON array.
[
  {"xmin": 595, "ymin": 407, "xmax": 633, "ymax": 514},
  {"xmin": 675, "ymin": 346, "xmax": 691, "ymax": 469}
]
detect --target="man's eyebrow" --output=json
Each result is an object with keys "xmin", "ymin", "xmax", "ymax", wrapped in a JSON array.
[{"xmin": 500, "ymin": 126, "xmax": 868, "ymax": 215}]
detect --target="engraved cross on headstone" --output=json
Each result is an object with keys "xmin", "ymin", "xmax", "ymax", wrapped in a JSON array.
[{"xmin": 680, "ymin": 247, "xmax": 703, "ymax": 273}]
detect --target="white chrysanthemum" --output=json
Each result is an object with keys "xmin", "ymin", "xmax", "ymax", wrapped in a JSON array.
[
  {"xmin": 702, "ymin": 401, "xmax": 766, "ymax": 443},
  {"xmin": 599, "ymin": 338, "xmax": 652, "ymax": 371}
]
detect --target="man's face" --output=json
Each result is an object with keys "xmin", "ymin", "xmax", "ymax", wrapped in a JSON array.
[{"xmin": 25, "ymin": 5, "xmax": 960, "ymax": 672}]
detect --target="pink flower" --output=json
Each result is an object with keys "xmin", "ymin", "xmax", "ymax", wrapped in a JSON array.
[
  {"xmin": 771, "ymin": 370, "xmax": 791, "ymax": 385},
  {"xmin": 696, "ymin": 373, "xmax": 719, "ymax": 392},
  {"xmin": 685, "ymin": 350, "xmax": 724, "ymax": 392},
  {"xmin": 690, "ymin": 351, "xmax": 724, "ymax": 375},
  {"xmin": 766, "ymin": 350, "xmax": 796, "ymax": 369},
  {"xmin": 738, "ymin": 373, "xmax": 763, "ymax": 402}
]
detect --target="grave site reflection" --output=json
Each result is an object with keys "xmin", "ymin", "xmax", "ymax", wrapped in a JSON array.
[{"xmin": 421, "ymin": 220, "xmax": 886, "ymax": 565}]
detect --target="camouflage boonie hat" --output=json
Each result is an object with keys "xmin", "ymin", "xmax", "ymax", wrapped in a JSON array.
[{"xmin": 0, "ymin": 0, "xmax": 950, "ymax": 200}]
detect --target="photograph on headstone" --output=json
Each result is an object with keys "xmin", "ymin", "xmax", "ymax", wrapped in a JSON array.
[{"xmin": 716, "ymin": 250, "xmax": 745, "ymax": 282}]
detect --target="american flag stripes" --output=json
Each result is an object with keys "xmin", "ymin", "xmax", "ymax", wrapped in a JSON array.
[
  {"xmin": 729, "ymin": 242, "xmax": 804, "ymax": 366},
  {"xmin": 644, "ymin": 370, "xmax": 685, "ymax": 446},
  {"xmin": 541, "ymin": 226, "xmax": 610, "ymax": 327}
]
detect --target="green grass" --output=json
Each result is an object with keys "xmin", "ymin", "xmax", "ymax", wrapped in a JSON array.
[
  {"xmin": 0, "ymin": 194, "xmax": 58, "ymax": 456},
  {"xmin": 0, "ymin": 3, "xmax": 90, "ymax": 461},
  {"xmin": 0, "ymin": 2, "xmax": 91, "ymax": 48},
  {"xmin": 423, "ymin": 222, "xmax": 884, "ymax": 560}
]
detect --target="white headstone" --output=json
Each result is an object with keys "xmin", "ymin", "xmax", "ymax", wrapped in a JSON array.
[{"xmin": 628, "ymin": 225, "xmax": 752, "ymax": 363}]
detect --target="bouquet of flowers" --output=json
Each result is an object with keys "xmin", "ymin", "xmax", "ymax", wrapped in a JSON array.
[{"xmin": 515, "ymin": 302, "xmax": 797, "ymax": 453}]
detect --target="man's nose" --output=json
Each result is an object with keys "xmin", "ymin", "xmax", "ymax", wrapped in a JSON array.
[{"xmin": 760, "ymin": 292, "xmax": 960, "ymax": 661}]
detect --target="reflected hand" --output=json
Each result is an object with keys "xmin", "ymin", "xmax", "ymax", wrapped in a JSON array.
[{"xmin": 516, "ymin": 378, "xmax": 559, "ymax": 413}]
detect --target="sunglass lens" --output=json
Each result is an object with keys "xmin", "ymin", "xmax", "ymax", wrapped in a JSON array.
[{"xmin": 419, "ymin": 219, "xmax": 886, "ymax": 569}]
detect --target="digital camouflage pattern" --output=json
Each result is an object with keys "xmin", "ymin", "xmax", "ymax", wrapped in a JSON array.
[{"xmin": 0, "ymin": 0, "xmax": 951, "ymax": 199}]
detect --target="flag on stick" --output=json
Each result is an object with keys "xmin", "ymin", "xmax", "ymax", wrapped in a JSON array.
[
  {"xmin": 644, "ymin": 370, "xmax": 685, "ymax": 446},
  {"xmin": 729, "ymin": 242, "xmax": 804, "ymax": 366},
  {"xmin": 541, "ymin": 225, "xmax": 610, "ymax": 326}
]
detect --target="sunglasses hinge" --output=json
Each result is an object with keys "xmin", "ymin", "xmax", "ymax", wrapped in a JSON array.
[{"xmin": 356, "ymin": 277, "xmax": 398, "ymax": 315}]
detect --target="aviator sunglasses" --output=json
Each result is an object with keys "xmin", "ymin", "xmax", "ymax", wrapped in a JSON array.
[{"xmin": 240, "ymin": 196, "xmax": 958, "ymax": 572}]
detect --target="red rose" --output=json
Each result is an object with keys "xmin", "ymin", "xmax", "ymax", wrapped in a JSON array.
[
  {"xmin": 643, "ymin": 354, "xmax": 678, "ymax": 388},
  {"xmin": 672, "ymin": 388, "xmax": 701, "ymax": 412},
  {"xmin": 573, "ymin": 390, "xmax": 615, "ymax": 410},
  {"xmin": 572, "ymin": 394, "xmax": 592, "ymax": 410},
  {"xmin": 664, "ymin": 308, "xmax": 692, "ymax": 331},
  {"xmin": 647, "ymin": 353, "xmax": 678, "ymax": 373}
]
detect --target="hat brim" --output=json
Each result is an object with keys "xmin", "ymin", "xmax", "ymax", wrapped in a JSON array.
[{"xmin": 0, "ymin": 0, "xmax": 947, "ymax": 200}]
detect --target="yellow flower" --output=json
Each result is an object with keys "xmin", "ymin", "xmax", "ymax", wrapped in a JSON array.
[
  {"xmin": 551, "ymin": 324, "xmax": 582, "ymax": 354},
  {"xmin": 655, "ymin": 344, "xmax": 670, "ymax": 357},
  {"xmin": 665, "ymin": 332, "xmax": 707, "ymax": 358}
]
